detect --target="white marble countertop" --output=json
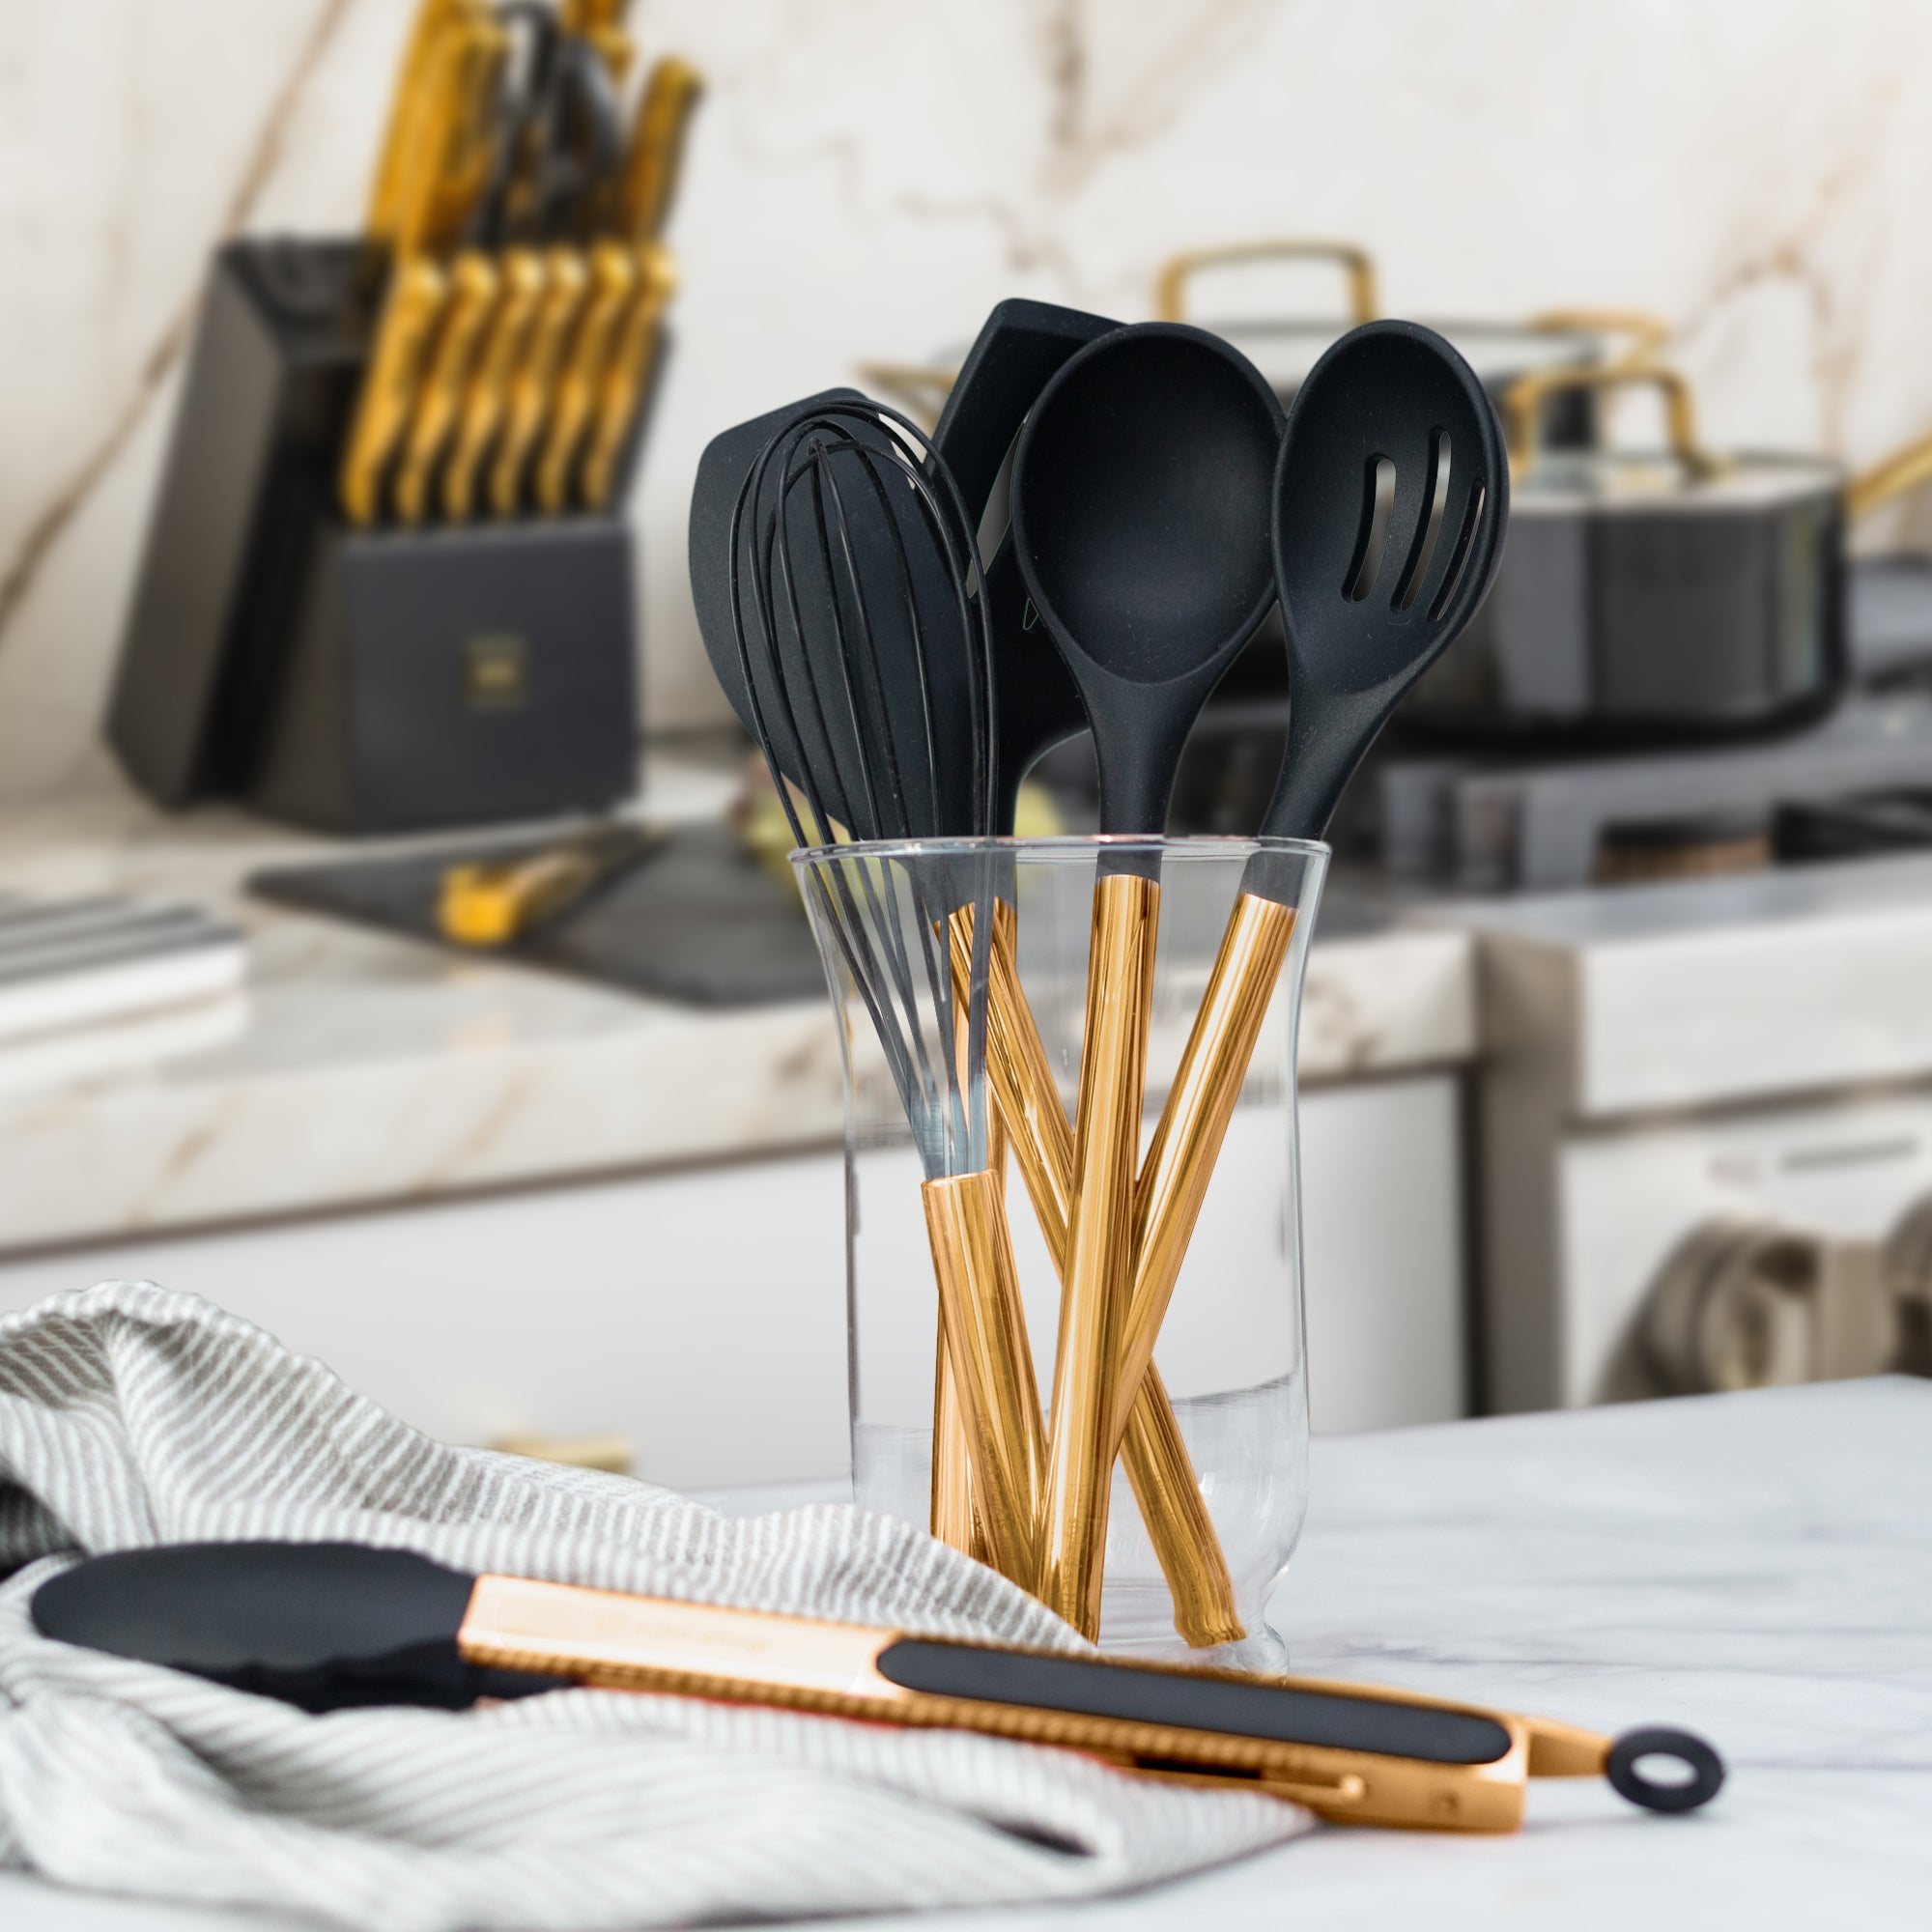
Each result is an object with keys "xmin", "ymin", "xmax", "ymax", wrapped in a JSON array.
[
  {"xmin": 0, "ymin": 765, "xmax": 1474, "ymax": 1256},
  {"xmin": 4, "ymin": 1377, "xmax": 1926, "ymax": 1929}
]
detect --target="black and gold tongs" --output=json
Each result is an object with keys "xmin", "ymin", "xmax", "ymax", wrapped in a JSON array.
[{"xmin": 34, "ymin": 1543, "xmax": 1723, "ymax": 1834}]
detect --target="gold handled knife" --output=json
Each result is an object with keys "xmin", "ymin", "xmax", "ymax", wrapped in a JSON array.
[
  {"xmin": 441, "ymin": 248, "xmax": 549, "ymax": 523},
  {"xmin": 532, "ymin": 242, "xmax": 636, "ymax": 514},
  {"xmin": 577, "ymin": 242, "xmax": 677, "ymax": 509},
  {"xmin": 562, "ymin": 0, "xmax": 635, "ymax": 88},
  {"xmin": 366, "ymin": 0, "xmax": 463, "ymax": 242},
  {"xmin": 339, "ymin": 259, "xmax": 451, "ymax": 527},
  {"xmin": 376, "ymin": 4, "xmax": 507, "ymax": 258},
  {"xmin": 487, "ymin": 247, "xmax": 590, "ymax": 517},
  {"xmin": 392, "ymin": 251, "xmax": 500, "ymax": 526},
  {"xmin": 614, "ymin": 55, "xmax": 705, "ymax": 243}
]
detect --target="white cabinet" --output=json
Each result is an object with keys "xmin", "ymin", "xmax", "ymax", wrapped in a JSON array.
[{"xmin": 0, "ymin": 1074, "xmax": 1463, "ymax": 1485}]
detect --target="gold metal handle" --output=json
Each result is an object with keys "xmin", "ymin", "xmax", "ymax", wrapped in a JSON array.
[
  {"xmin": 947, "ymin": 902, "xmax": 1243, "ymax": 1646},
  {"xmin": 366, "ymin": 0, "xmax": 464, "ymax": 242},
  {"xmin": 922, "ymin": 1169, "xmax": 1047, "ymax": 1588},
  {"xmin": 534, "ymin": 242, "xmax": 637, "ymax": 513},
  {"xmin": 1123, "ymin": 894, "xmax": 1296, "ymax": 1457},
  {"xmin": 489, "ymin": 246, "xmax": 590, "ymax": 517},
  {"xmin": 441, "ymin": 248, "xmax": 548, "ymax": 521},
  {"xmin": 1524, "ymin": 306, "xmax": 1672, "ymax": 367},
  {"xmin": 393, "ymin": 250, "xmax": 500, "ymax": 525},
  {"xmin": 1037, "ymin": 873, "xmax": 1159, "ymax": 1638},
  {"xmin": 1503, "ymin": 362, "xmax": 1720, "ymax": 482},
  {"xmin": 384, "ymin": 6, "xmax": 508, "ymax": 259},
  {"xmin": 1152, "ymin": 240, "xmax": 1378, "ymax": 326},
  {"xmin": 579, "ymin": 242, "xmax": 679, "ymax": 509},
  {"xmin": 1847, "ymin": 426, "xmax": 1932, "ymax": 523},
  {"xmin": 338, "ymin": 259, "xmax": 451, "ymax": 526},
  {"xmin": 617, "ymin": 56, "xmax": 707, "ymax": 243},
  {"xmin": 853, "ymin": 363, "xmax": 959, "ymax": 431}
]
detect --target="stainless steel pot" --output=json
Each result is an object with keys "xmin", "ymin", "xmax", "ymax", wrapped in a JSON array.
[
  {"xmin": 1152, "ymin": 240, "xmax": 1668, "ymax": 450},
  {"xmin": 1401, "ymin": 364, "xmax": 1932, "ymax": 747}
]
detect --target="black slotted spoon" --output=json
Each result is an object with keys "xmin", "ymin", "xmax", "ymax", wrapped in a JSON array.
[{"xmin": 1124, "ymin": 321, "xmax": 1510, "ymax": 1451}]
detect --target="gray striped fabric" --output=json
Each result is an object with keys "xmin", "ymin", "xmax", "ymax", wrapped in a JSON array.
[{"xmin": 0, "ymin": 1283, "xmax": 1308, "ymax": 1928}]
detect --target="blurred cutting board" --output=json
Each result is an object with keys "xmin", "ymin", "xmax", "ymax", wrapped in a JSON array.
[{"xmin": 248, "ymin": 822, "xmax": 823, "ymax": 1008}]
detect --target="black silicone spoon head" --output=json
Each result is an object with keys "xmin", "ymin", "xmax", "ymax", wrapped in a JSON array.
[
  {"xmin": 1010, "ymin": 322, "xmax": 1285, "ymax": 838},
  {"xmin": 932, "ymin": 299, "xmax": 1119, "ymax": 831},
  {"xmin": 30, "ymin": 1543, "xmax": 554, "ymax": 1712},
  {"xmin": 1264, "ymin": 319, "xmax": 1509, "ymax": 842}
]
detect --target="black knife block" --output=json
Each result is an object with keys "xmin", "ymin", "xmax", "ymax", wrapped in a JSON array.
[
  {"xmin": 108, "ymin": 237, "xmax": 643, "ymax": 835},
  {"xmin": 253, "ymin": 513, "xmax": 636, "ymax": 834}
]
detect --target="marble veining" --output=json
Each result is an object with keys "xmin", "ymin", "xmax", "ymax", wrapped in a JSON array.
[
  {"xmin": 789, "ymin": 1378, "xmax": 1932, "ymax": 1931},
  {"xmin": 9, "ymin": 3, "xmax": 1932, "ymax": 800}
]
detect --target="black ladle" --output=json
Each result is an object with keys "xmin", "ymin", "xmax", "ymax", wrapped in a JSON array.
[
  {"xmin": 1007, "ymin": 322, "xmax": 1282, "ymax": 1637},
  {"xmin": 1125, "ymin": 321, "xmax": 1510, "ymax": 1451},
  {"xmin": 1011, "ymin": 322, "xmax": 1284, "ymax": 847}
]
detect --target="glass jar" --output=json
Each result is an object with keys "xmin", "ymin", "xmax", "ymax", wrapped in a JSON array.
[{"xmin": 795, "ymin": 836, "xmax": 1327, "ymax": 1669}]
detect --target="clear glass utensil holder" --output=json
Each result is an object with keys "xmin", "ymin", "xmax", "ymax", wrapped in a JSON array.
[{"xmin": 795, "ymin": 836, "xmax": 1327, "ymax": 1669}]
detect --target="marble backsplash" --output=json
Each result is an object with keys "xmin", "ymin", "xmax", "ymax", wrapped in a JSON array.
[{"xmin": 6, "ymin": 0, "xmax": 1932, "ymax": 804}]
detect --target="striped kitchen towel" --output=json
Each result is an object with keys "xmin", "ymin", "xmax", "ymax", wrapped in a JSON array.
[{"xmin": 0, "ymin": 1282, "xmax": 1308, "ymax": 1929}]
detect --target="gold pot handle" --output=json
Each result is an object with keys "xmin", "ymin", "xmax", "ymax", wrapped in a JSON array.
[
  {"xmin": 1151, "ymin": 240, "xmax": 1378, "ymax": 326},
  {"xmin": 1503, "ymin": 362, "xmax": 1721, "ymax": 482},
  {"xmin": 853, "ymin": 361, "xmax": 959, "ymax": 430},
  {"xmin": 1525, "ymin": 306, "xmax": 1673, "ymax": 367},
  {"xmin": 1847, "ymin": 428, "xmax": 1932, "ymax": 523}
]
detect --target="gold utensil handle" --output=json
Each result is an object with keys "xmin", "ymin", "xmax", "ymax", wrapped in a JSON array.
[
  {"xmin": 579, "ymin": 242, "xmax": 678, "ymax": 509},
  {"xmin": 488, "ymin": 246, "xmax": 591, "ymax": 518},
  {"xmin": 534, "ymin": 242, "xmax": 637, "ymax": 514},
  {"xmin": 1525, "ymin": 306, "xmax": 1672, "ymax": 366},
  {"xmin": 618, "ymin": 55, "xmax": 707, "ymax": 242},
  {"xmin": 932, "ymin": 990, "xmax": 1008, "ymax": 1559},
  {"xmin": 949, "ymin": 903, "xmax": 1243, "ymax": 1646},
  {"xmin": 385, "ymin": 7, "xmax": 508, "ymax": 259},
  {"xmin": 1152, "ymin": 239, "xmax": 1378, "ymax": 326},
  {"xmin": 853, "ymin": 362, "xmax": 958, "ymax": 432},
  {"xmin": 1503, "ymin": 361, "xmax": 1721, "ymax": 480},
  {"xmin": 441, "ymin": 248, "xmax": 549, "ymax": 522},
  {"xmin": 458, "ymin": 1572, "xmax": 1613, "ymax": 1833},
  {"xmin": 393, "ymin": 251, "xmax": 500, "ymax": 525},
  {"xmin": 339, "ymin": 259, "xmax": 451, "ymax": 526},
  {"xmin": 1037, "ymin": 873, "xmax": 1158, "ymax": 1638},
  {"xmin": 1123, "ymin": 893, "xmax": 1297, "ymax": 1453},
  {"xmin": 930, "ymin": 1327, "xmax": 980, "ymax": 1556},
  {"xmin": 366, "ymin": 0, "xmax": 464, "ymax": 241},
  {"xmin": 922, "ymin": 1170, "xmax": 1046, "ymax": 1588},
  {"xmin": 1847, "ymin": 425, "xmax": 1932, "ymax": 523}
]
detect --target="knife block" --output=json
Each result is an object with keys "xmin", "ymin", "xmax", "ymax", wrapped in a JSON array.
[
  {"xmin": 251, "ymin": 512, "xmax": 637, "ymax": 835},
  {"xmin": 108, "ymin": 238, "xmax": 645, "ymax": 834}
]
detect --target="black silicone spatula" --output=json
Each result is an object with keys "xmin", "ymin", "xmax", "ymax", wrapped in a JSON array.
[
  {"xmin": 1125, "ymin": 322, "xmax": 1510, "ymax": 1454},
  {"xmin": 931, "ymin": 298, "xmax": 1118, "ymax": 832},
  {"xmin": 31, "ymin": 1543, "xmax": 1722, "ymax": 1827}
]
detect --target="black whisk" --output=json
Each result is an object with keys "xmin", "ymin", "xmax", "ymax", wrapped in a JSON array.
[{"xmin": 725, "ymin": 398, "xmax": 999, "ymax": 1178}]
